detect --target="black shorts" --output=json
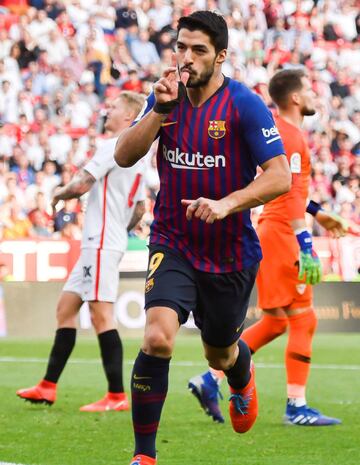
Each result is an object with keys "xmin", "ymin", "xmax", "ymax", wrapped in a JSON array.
[{"xmin": 144, "ymin": 245, "xmax": 258, "ymax": 348}]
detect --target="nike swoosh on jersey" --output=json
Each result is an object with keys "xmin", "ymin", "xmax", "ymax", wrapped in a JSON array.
[{"xmin": 161, "ymin": 121, "xmax": 177, "ymax": 127}]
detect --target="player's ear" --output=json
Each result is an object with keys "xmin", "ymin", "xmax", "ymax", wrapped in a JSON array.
[
  {"xmin": 124, "ymin": 110, "xmax": 133, "ymax": 121},
  {"xmin": 291, "ymin": 91, "xmax": 301, "ymax": 106},
  {"xmin": 216, "ymin": 49, "xmax": 227, "ymax": 65}
]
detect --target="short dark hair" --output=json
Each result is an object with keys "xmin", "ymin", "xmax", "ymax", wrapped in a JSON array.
[
  {"xmin": 269, "ymin": 69, "xmax": 307, "ymax": 108},
  {"xmin": 177, "ymin": 10, "xmax": 228, "ymax": 54}
]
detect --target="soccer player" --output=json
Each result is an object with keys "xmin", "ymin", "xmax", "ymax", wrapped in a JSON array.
[
  {"xmin": 189, "ymin": 69, "xmax": 347, "ymax": 426},
  {"xmin": 114, "ymin": 11, "xmax": 291, "ymax": 465},
  {"xmin": 16, "ymin": 91, "xmax": 147, "ymax": 412}
]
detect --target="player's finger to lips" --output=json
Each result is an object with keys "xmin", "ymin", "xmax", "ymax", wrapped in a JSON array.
[
  {"xmin": 180, "ymin": 70, "xmax": 190, "ymax": 86},
  {"xmin": 181, "ymin": 199, "xmax": 193, "ymax": 206},
  {"xmin": 158, "ymin": 78, "xmax": 172, "ymax": 91},
  {"xmin": 155, "ymin": 83, "xmax": 169, "ymax": 93},
  {"xmin": 171, "ymin": 53, "xmax": 180, "ymax": 79},
  {"xmin": 163, "ymin": 66, "xmax": 177, "ymax": 77}
]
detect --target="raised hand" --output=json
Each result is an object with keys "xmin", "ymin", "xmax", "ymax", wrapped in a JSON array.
[{"xmin": 153, "ymin": 54, "xmax": 189, "ymax": 114}]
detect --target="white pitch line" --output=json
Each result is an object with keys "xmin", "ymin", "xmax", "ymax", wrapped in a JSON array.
[
  {"xmin": 0, "ymin": 462, "xmax": 31, "ymax": 465},
  {"xmin": 0, "ymin": 356, "xmax": 360, "ymax": 371}
]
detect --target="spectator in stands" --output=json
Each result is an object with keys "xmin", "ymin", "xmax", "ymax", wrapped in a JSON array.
[
  {"xmin": 130, "ymin": 28, "xmax": 160, "ymax": 68},
  {"xmin": 0, "ymin": 0, "xmax": 358, "ymax": 248},
  {"xmin": 1, "ymin": 194, "xmax": 34, "ymax": 239},
  {"xmin": 53, "ymin": 197, "xmax": 78, "ymax": 233}
]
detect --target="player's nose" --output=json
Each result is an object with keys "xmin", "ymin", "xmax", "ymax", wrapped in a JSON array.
[{"xmin": 183, "ymin": 49, "xmax": 194, "ymax": 65}]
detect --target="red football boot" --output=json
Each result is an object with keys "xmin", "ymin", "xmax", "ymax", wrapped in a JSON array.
[
  {"xmin": 16, "ymin": 380, "xmax": 57, "ymax": 405},
  {"xmin": 79, "ymin": 392, "xmax": 129, "ymax": 412},
  {"xmin": 229, "ymin": 361, "xmax": 258, "ymax": 433},
  {"xmin": 129, "ymin": 454, "xmax": 157, "ymax": 465}
]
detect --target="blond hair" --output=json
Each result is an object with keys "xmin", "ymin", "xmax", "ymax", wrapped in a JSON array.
[{"xmin": 117, "ymin": 91, "xmax": 146, "ymax": 119}]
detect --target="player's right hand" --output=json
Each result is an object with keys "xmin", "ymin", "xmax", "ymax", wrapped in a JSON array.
[
  {"xmin": 296, "ymin": 229, "xmax": 322, "ymax": 285},
  {"xmin": 153, "ymin": 55, "xmax": 189, "ymax": 114},
  {"xmin": 299, "ymin": 249, "xmax": 322, "ymax": 285}
]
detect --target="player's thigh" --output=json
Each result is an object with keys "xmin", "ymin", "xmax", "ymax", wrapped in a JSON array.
[
  {"xmin": 56, "ymin": 290, "xmax": 83, "ymax": 327},
  {"xmin": 76, "ymin": 248, "xmax": 123, "ymax": 303},
  {"xmin": 144, "ymin": 245, "xmax": 197, "ymax": 326},
  {"xmin": 195, "ymin": 264, "xmax": 258, "ymax": 348},
  {"xmin": 257, "ymin": 221, "xmax": 304, "ymax": 309}
]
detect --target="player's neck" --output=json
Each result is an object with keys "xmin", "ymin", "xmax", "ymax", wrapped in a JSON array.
[
  {"xmin": 106, "ymin": 130, "xmax": 122, "ymax": 138},
  {"xmin": 278, "ymin": 107, "xmax": 304, "ymax": 129},
  {"xmin": 186, "ymin": 73, "xmax": 225, "ymax": 107}
]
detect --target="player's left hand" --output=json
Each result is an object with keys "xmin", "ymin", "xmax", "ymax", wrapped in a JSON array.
[
  {"xmin": 181, "ymin": 198, "xmax": 228, "ymax": 223},
  {"xmin": 315, "ymin": 210, "xmax": 348, "ymax": 238}
]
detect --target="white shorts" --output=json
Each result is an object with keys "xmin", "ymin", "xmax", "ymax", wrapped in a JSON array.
[{"xmin": 63, "ymin": 248, "xmax": 124, "ymax": 302}]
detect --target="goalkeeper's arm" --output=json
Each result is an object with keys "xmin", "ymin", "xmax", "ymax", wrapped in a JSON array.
[
  {"xmin": 291, "ymin": 218, "xmax": 322, "ymax": 286},
  {"xmin": 306, "ymin": 200, "xmax": 348, "ymax": 238}
]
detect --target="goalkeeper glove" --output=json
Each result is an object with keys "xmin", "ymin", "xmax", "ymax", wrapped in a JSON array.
[{"xmin": 295, "ymin": 229, "xmax": 322, "ymax": 285}]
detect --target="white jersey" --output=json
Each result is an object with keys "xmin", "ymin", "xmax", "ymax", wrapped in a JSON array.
[{"xmin": 82, "ymin": 137, "xmax": 146, "ymax": 252}]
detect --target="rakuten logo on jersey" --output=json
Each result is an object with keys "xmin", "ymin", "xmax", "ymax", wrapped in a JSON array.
[
  {"xmin": 261, "ymin": 126, "xmax": 281, "ymax": 144},
  {"xmin": 163, "ymin": 144, "xmax": 226, "ymax": 170}
]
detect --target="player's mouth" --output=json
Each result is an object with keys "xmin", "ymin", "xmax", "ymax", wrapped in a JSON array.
[{"xmin": 181, "ymin": 67, "xmax": 194, "ymax": 75}]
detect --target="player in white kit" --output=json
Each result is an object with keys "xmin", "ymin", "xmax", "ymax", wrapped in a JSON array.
[{"xmin": 17, "ymin": 91, "xmax": 146, "ymax": 412}]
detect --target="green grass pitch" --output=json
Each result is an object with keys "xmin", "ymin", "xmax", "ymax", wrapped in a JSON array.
[{"xmin": 1, "ymin": 334, "xmax": 360, "ymax": 465}]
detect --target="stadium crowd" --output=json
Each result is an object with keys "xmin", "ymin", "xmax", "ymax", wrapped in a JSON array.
[{"xmin": 0, "ymin": 0, "xmax": 359, "ymax": 241}]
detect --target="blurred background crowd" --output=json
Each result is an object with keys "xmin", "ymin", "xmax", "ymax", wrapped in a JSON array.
[{"xmin": 0, "ymin": 0, "xmax": 359, "ymax": 242}]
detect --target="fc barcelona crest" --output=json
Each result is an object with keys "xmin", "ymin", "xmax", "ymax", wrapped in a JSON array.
[
  {"xmin": 208, "ymin": 120, "xmax": 226, "ymax": 139},
  {"xmin": 145, "ymin": 278, "xmax": 154, "ymax": 293}
]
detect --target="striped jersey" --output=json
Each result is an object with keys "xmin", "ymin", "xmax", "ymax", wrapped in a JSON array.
[{"xmin": 137, "ymin": 77, "xmax": 285, "ymax": 273}]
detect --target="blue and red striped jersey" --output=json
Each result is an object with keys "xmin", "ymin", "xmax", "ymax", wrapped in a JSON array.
[{"xmin": 137, "ymin": 77, "xmax": 285, "ymax": 273}]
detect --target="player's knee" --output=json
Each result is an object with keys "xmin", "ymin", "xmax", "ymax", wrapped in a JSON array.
[
  {"xmin": 305, "ymin": 309, "xmax": 318, "ymax": 336},
  {"xmin": 289, "ymin": 308, "xmax": 318, "ymax": 335},
  {"xmin": 271, "ymin": 316, "xmax": 288, "ymax": 337},
  {"xmin": 90, "ymin": 309, "xmax": 111, "ymax": 333},
  {"xmin": 208, "ymin": 357, "xmax": 234, "ymax": 371},
  {"xmin": 143, "ymin": 327, "xmax": 174, "ymax": 357},
  {"xmin": 205, "ymin": 352, "xmax": 236, "ymax": 371}
]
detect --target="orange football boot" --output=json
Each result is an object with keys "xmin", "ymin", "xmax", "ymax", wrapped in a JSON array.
[
  {"xmin": 129, "ymin": 454, "xmax": 157, "ymax": 465},
  {"xmin": 79, "ymin": 392, "xmax": 129, "ymax": 412},
  {"xmin": 16, "ymin": 379, "xmax": 57, "ymax": 405},
  {"xmin": 229, "ymin": 361, "xmax": 258, "ymax": 433}
]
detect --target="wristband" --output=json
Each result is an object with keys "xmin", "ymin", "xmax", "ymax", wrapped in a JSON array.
[
  {"xmin": 306, "ymin": 200, "xmax": 323, "ymax": 217},
  {"xmin": 153, "ymin": 81, "xmax": 187, "ymax": 114},
  {"xmin": 295, "ymin": 228, "xmax": 313, "ymax": 252}
]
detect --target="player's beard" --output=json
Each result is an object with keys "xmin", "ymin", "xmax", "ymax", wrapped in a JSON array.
[
  {"xmin": 185, "ymin": 60, "xmax": 216, "ymax": 88},
  {"xmin": 301, "ymin": 105, "xmax": 316, "ymax": 116}
]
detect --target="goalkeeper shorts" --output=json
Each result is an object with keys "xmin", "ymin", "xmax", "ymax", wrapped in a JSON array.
[{"xmin": 256, "ymin": 219, "xmax": 312, "ymax": 310}]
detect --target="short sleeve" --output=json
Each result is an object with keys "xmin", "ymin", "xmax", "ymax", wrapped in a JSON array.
[
  {"xmin": 239, "ymin": 93, "xmax": 285, "ymax": 166},
  {"xmin": 84, "ymin": 140, "xmax": 116, "ymax": 180},
  {"xmin": 132, "ymin": 93, "xmax": 156, "ymax": 125}
]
